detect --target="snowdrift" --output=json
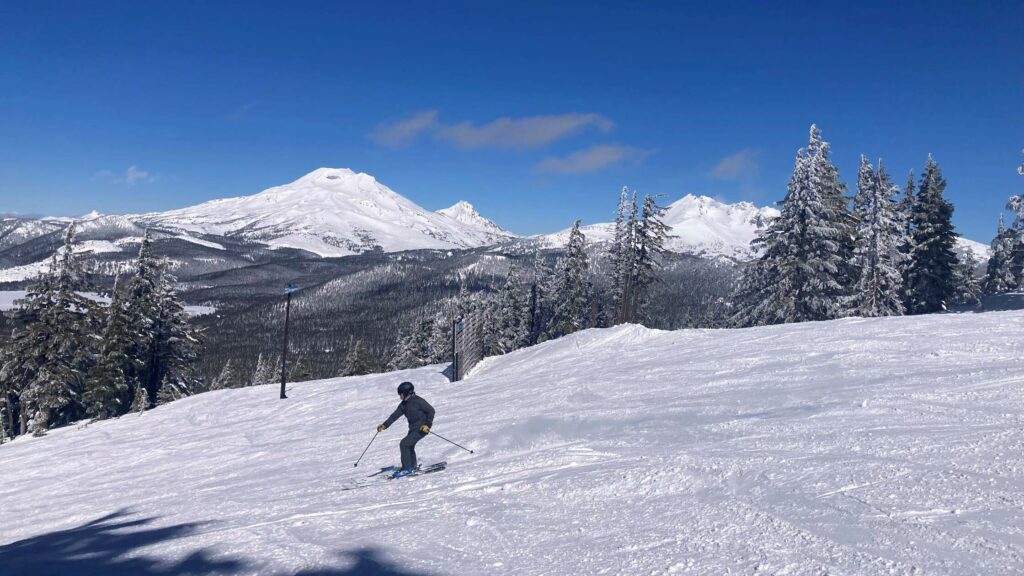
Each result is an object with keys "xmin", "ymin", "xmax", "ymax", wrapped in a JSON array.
[{"xmin": 2, "ymin": 312, "xmax": 1023, "ymax": 575}]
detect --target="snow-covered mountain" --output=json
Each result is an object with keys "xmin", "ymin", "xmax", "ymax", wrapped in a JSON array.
[
  {"xmin": 0, "ymin": 167, "xmax": 992, "ymax": 270},
  {"xmin": 137, "ymin": 168, "xmax": 515, "ymax": 257},
  {"xmin": 2, "ymin": 311, "xmax": 1022, "ymax": 574},
  {"xmin": 533, "ymin": 194, "xmax": 780, "ymax": 258}
]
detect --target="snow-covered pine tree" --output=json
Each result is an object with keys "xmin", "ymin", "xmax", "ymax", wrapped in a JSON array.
[
  {"xmin": 125, "ymin": 230, "xmax": 162, "ymax": 407},
  {"xmin": 608, "ymin": 187, "xmax": 634, "ymax": 325},
  {"xmin": 853, "ymin": 156, "xmax": 874, "ymax": 221},
  {"xmin": 552, "ymin": 221, "xmax": 592, "ymax": 336},
  {"xmin": 17, "ymin": 224, "xmax": 100, "ymax": 434},
  {"xmin": 494, "ymin": 266, "xmax": 531, "ymax": 354},
  {"xmin": 898, "ymin": 171, "xmax": 917, "ymax": 309},
  {"xmin": 907, "ymin": 155, "xmax": 961, "ymax": 314},
  {"xmin": 0, "ymin": 260, "xmax": 54, "ymax": 435},
  {"xmin": 629, "ymin": 194, "xmax": 671, "ymax": 323},
  {"xmin": 1006, "ymin": 195, "xmax": 1024, "ymax": 289},
  {"xmin": 251, "ymin": 353, "xmax": 270, "ymax": 387},
  {"xmin": 84, "ymin": 275, "xmax": 139, "ymax": 418},
  {"xmin": 530, "ymin": 252, "xmax": 559, "ymax": 343},
  {"xmin": 388, "ymin": 317, "xmax": 434, "ymax": 370},
  {"xmin": 427, "ymin": 304, "xmax": 457, "ymax": 364},
  {"xmin": 211, "ymin": 359, "xmax": 238, "ymax": 391},
  {"xmin": 341, "ymin": 338, "xmax": 373, "ymax": 376},
  {"xmin": 982, "ymin": 214, "xmax": 1016, "ymax": 293},
  {"xmin": 152, "ymin": 267, "xmax": 203, "ymax": 404},
  {"xmin": 952, "ymin": 246, "xmax": 982, "ymax": 306},
  {"xmin": 732, "ymin": 125, "xmax": 854, "ymax": 325},
  {"xmin": 850, "ymin": 159, "xmax": 905, "ymax": 316}
]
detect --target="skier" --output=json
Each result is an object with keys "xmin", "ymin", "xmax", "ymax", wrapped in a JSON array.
[{"xmin": 376, "ymin": 381, "xmax": 435, "ymax": 478}]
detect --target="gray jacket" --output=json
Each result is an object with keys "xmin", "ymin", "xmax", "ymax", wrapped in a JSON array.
[{"xmin": 384, "ymin": 394, "xmax": 435, "ymax": 431}]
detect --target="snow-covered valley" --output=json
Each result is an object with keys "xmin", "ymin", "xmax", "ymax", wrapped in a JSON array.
[{"xmin": 1, "ymin": 311, "xmax": 1022, "ymax": 575}]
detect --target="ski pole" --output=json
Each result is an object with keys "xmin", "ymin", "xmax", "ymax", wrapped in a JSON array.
[
  {"xmin": 354, "ymin": 430, "xmax": 380, "ymax": 467},
  {"xmin": 429, "ymin": 430, "xmax": 475, "ymax": 454}
]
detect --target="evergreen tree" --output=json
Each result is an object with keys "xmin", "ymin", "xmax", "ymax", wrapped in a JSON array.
[
  {"xmin": 125, "ymin": 230, "xmax": 162, "ymax": 406},
  {"xmin": 84, "ymin": 275, "xmax": 138, "ymax": 418},
  {"xmin": 494, "ymin": 266, "xmax": 531, "ymax": 354},
  {"xmin": 1006, "ymin": 195, "xmax": 1024, "ymax": 288},
  {"xmin": 733, "ymin": 125, "xmax": 854, "ymax": 325},
  {"xmin": 850, "ymin": 159, "xmax": 905, "ymax": 316},
  {"xmin": 552, "ymin": 221, "xmax": 592, "ymax": 336},
  {"xmin": 982, "ymin": 214, "xmax": 1016, "ymax": 293},
  {"xmin": 898, "ymin": 171, "xmax": 917, "ymax": 309},
  {"xmin": 608, "ymin": 187, "xmax": 634, "ymax": 325},
  {"xmin": 211, "ymin": 359, "xmax": 238, "ymax": 391},
  {"xmin": 251, "ymin": 353, "xmax": 271, "ymax": 386},
  {"xmin": 907, "ymin": 155, "xmax": 960, "ymax": 314},
  {"xmin": 152, "ymin": 268, "xmax": 203, "ymax": 404},
  {"xmin": 952, "ymin": 246, "xmax": 981, "ymax": 306},
  {"xmin": 530, "ymin": 252, "xmax": 559, "ymax": 343},
  {"xmin": 427, "ymin": 305, "xmax": 456, "ymax": 364},
  {"xmin": 16, "ymin": 224, "xmax": 99, "ymax": 434},
  {"xmin": 388, "ymin": 317, "xmax": 434, "ymax": 370},
  {"xmin": 629, "ymin": 194, "xmax": 671, "ymax": 322},
  {"xmin": 341, "ymin": 338, "xmax": 373, "ymax": 376}
]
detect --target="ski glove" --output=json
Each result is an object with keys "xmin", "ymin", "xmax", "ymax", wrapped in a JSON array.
[
  {"xmin": 377, "ymin": 424, "xmax": 387, "ymax": 432},
  {"xmin": 419, "ymin": 425, "xmax": 430, "ymax": 434}
]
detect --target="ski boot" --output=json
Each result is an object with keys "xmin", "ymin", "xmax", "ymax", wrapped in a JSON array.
[{"xmin": 391, "ymin": 466, "xmax": 417, "ymax": 479}]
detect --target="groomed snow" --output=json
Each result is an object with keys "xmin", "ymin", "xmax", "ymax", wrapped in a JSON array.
[{"xmin": 1, "ymin": 312, "xmax": 1022, "ymax": 574}]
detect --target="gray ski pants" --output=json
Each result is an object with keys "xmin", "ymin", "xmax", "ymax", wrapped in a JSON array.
[{"xmin": 400, "ymin": 429, "xmax": 426, "ymax": 469}]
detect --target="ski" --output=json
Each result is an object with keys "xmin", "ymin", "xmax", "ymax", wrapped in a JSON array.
[
  {"xmin": 387, "ymin": 461, "xmax": 447, "ymax": 480},
  {"xmin": 340, "ymin": 462, "xmax": 446, "ymax": 491}
]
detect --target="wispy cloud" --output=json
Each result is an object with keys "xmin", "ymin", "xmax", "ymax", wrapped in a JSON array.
[
  {"xmin": 368, "ymin": 111, "xmax": 613, "ymax": 150},
  {"xmin": 710, "ymin": 149, "xmax": 759, "ymax": 181},
  {"xmin": 535, "ymin": 145, "xmax": 650, "ymax": 174},
  {"xmin": 369, "ymin": 110, "xmax": 440, "ymax": 147},
  {"xmin": 437, "ymin": 113, "xmax": 613, "ymax": 150},
  {"xmin": 93, "ymin": 165, "xmax": 157, "ymax": 186}
]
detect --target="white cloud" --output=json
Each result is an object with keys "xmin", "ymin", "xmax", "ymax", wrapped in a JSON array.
[
  {"xmin": 535, "ymin": 145, "xmax": 650, "ymax": 174},
  {"xmin": 368, "ymin": 110, "xmax": 440, "ymax": 148},
  {"xmin": 93, "ymin": 165, "xmax": 157, "ymax": 186},
  {"xmin": 710, "ymin": 149, "xmax": 759, "ymax": 181},
  {"xmin": 368, "ymin": 111, "xmax": 613, "ymax": 150},
  {"xmin": 437, "ymin": 113, "xmax": 613, "ymax": 150},
  {"xmin": 124, "ymin": 165, "xmax": 154, "ymax": 186}
]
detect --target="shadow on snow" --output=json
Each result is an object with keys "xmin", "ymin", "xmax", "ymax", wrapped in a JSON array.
[{"xmin": 0, "ymin": 508, "xmax": 430, "ymax": 576}]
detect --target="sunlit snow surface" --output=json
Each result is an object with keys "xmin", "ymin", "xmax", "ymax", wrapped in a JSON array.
[{"xmin": 1, "ymin": 312, "xmax": 1022, "ymax": 574}]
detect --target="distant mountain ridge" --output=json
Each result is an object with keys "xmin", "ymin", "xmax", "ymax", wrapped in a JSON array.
[
  {"xmin": 0, "ymin": 167, "xmax": 990, "ymax": 282},
  {"xmin": 532, "ymin": 194, "xmax": 781, "ymax": 258}
]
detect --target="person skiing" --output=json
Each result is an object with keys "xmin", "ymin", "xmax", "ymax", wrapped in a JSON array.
[{"xmin": 377, "ymin": 381, "xmax": 435, "ymax": 478}]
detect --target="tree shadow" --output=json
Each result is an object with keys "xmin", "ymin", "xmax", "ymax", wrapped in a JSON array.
[
  {"xmin": 0, "ymin": 508, "xmax": 241, "ymax": 576},
  {"xmin": 0, "ymin": 509, "xmax": 434, "ymax": 576},
  {"xmin": 295, "ymin": 549, "xmax": 436, "ymax": 575}
]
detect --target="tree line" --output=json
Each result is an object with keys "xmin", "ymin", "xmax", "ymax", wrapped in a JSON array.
[
  {"xmin": 388, "ymin": 189, "xmax": 671, "ymax": 370},
  {"xmin": 0, "ymin": 227, "xmax": 203, "ymax": 439},
  {"xmin": 732, "ymin": 125, "xmax": 983, "ymax": 326}
]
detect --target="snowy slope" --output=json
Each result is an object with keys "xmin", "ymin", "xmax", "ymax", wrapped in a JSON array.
[
  {"xmin": 533, "ymin": 194, "xmax": 780, "ymax": 258},
  {"xmin": 136, "ymin": 168, "xmax": 514, "ymax": 257},
  {"xmin": 2, "ymin": 312, "xmax": 1023, "ymax": 574},
  {"xmin": 956, "ymin": 236, "xmax": 990, "ymax": 262}
]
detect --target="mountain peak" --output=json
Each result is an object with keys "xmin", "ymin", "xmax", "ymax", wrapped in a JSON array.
[
  {"xmin": 437, "ymin": 200, "xmax": 510, "ymax": 237},
  {"xmin": 139, "ymin": 169, "xmax": 516, "ymax": 257}
]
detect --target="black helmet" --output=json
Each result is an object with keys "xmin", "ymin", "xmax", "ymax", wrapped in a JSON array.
[{"xmin": 397, "ymin": 382, "xmax": 414, "ymax": 396}]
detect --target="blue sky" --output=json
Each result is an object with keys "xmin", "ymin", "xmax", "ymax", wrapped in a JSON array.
[{"xmin": 0, "ymin": 1, "xmax": 1021, "ymax": 239}]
